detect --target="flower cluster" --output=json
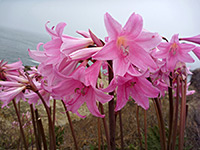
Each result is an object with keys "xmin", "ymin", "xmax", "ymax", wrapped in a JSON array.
[{"xmin": 0, "ymin": 12, "xmax": 200, "ymax": 118}]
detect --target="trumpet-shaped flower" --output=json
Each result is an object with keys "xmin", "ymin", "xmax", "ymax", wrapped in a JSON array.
[
  {"xmin": 0, "ymin": 59, "xmax": 23, "ymax": 80},
  {"xmin": 104, "ymin": 73, "xmax": 159, "ymax": 111},
  {"xmin": 93, "ymin": 12, "xmax": 161, "ymax": 76},
  {"xmin": 180, "ymin": 34, "xmax": 200, "ymax": 45},
  {"xmin": 155, "ymin": 34, "xmax": 195, "ymax": 71},
  {"xmin": 0, "ymin": 74, "xmax": 28, "ymax": 108},
  {"xmin": 52, "ymin": 61, "xmax": 113, "ymax": 118}
]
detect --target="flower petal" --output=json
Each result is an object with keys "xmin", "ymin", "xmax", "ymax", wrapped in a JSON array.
[
  {"xmin": 104, "ymin": 12, "xmax": 122, "ymax": 39},
  {"xmin": 92, "ymin": 41, "xmax": 119, "ymax": 60},
  {"xmin": 123, "ymin": 13, "xmax": 143, "ymax": 39}
]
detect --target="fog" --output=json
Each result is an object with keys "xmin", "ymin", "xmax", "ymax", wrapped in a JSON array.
[{"xmin": 0, "ymin": 0, "xmax": 200, "ymax": 68}]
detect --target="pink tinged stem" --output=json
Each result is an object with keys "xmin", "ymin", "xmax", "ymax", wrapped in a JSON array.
[
  {"xmin": 178, "ymin": 78, "xmax": 187, "ymax": 150},
  {"xmin": 153, "ymin": 98, "xmax": 166, "ymax": 150},
  {"xmin": 119, "ymin": 110, "xmax": 124, "ymax": 150},
  {"xmin": 98, "ymin": 116, "xmax": 101, "ymax": 150},
  {"xmin": 107, "ymin": 60, "xmax": 116, "ymax": 150},
  {"xmin": 37, "ymin": 118, "xmax": 48, "ymax": 150},
  {"xmin": 35, "ymin": 91, "xmax": 56, "ymax": 150},
  {"xmin": 167, "ymin": 73, "xmax": 174, "ymax": 149},
  {"xmin": 35, "ymin": 109, "xmax": 42, "ymax": 149},
  {"xmin": 62, "ymin": 100, "xmax": 78, "ymax": 150},
  {"xmin": 53, "ymin": 99, "xmax": 56, "ymax": 127},
  {"xmin": 171, "ymin": 76, "xmax": 180, "ymax": 150},
  {"xmin": 12, "ymin": 99, "xmax": 28, "ymax": 150},
  {"xmin": 136, "ymin": 106, "xmax": 143, "ymax": 149},
  {"xmin": 99, "ymin": 103, "xmax": 111, "ymax": 150},
  {"xmin": 144, "ymin": 109, "xmax": 148, "ymax": 150},
  {"xmin": 30, "ymin": 104, "xmax": 41, "ymax": 150}
]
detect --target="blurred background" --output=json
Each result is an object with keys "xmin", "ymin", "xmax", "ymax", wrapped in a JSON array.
[{"xmin": 0, "ymin": 0, "xmax": 200, "ymax": 68}]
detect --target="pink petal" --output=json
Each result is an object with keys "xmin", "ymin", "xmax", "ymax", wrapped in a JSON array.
[
  {"xmin": 170, "ymin": 34, "xmax": 179, "ymax": 43},
  {"xmin": 130, "ymin": 87, "xmax": 149, "ymax": 110},
  {"xmin": 85, "ymin": 61, "xmax": 102, "ymax": 87},
  {"xmin": 28, "ymin": 49, "xmax": 47, "ymax": 63},
  {"xmin": 167, "ymin": 55, "xmax": 177, "ymax": 71},
  {"xmin": 115, "ymin": 85, "xmax": 129, "ymax": 111},
  {"xmin": 135, "ymin": 30, "xmax": 162, "ymax": 51},
  {"xmin": 178, "ymin": 52, "xmax": 194, "ymax": 63},
  {"xmin": 179, "ymin": 43, "xmax": 195, "ymax": 53},
  {"xmin": 128, "ymin": 43, "xmax": 158, "ymax": 71},
  {"xmin": 155, "ymin": 43, "xmax": 170, "ymax": 58},
  {"xmin": 61, "ymin": 38, "xmax": 93, "ymax": 55},
  {"xmin": 123, "ymin": 13, "xmax": 143, "ymax": 39},
  {"xmin": 89, "ymin": 29, "xmax": 103, "ymax": 47},
  {"xmin": 69, "ymin": 47, "xmax": 101, "ymax": 61},
  {"xmin": 55, "ymin": 22, "xmax": 67, "ymax": 37},
  {"xmin": 104, "ymin": 12, "xmax": 122, "ymax": 39},
  {"xmin": 5, "ymin": 60, "xmax": 23, "ymax": 70},
  {"xmin": 76, "ymin": 30, "xmax": 90, "ymax": 38},
  {"xmin": 113, "ymin": 56, "xmax": 130, "ymax": 76},
  {"xmin": 180, "ymin": 34, "xmax": 200, "ymax": 45},
  {"xmin": 193, "ymin": 47, "xmax": 200, "ymax": 60},
  {"xmin": 94, "ymin": 88, "xmax": 113, "ymax": 104},
  {"xmin": 0, "ymin": 81, "xmax": 23, "ymax": 87},
  {"xmin": 92, "ymin": 41, "xmax": 119, "ymax": 60},
  {"xmin": 86, "ymin": 88, "xmax": 105, "ymax": 118},
  {"xmin": 136, "ymin": 77, "xmax": 159, "ymax": 97}
]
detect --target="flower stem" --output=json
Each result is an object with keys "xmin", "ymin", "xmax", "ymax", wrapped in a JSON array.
[
  {"xmin": 136, "ymin": 106, "xmax": 142, "ymax": 149},
  {"xmin": 171, "ymin": 76, "xmax": 180, "ymax": 150},
  {"xmin": 178, "ymin": 78, "xmax": 187, "ymax": 150},
  {"xmin": 35, "ymin": 91, "xmax": 56, "ymax": 150},
  {"xmin": 30, "ymin": 104, "xmax": 41, "ymax": 150},
  {"xmin": 153, "ymin": 98, "xmax": 166, "ymax": 150},
  {"xmin": 98, "ymin": 117, "xmax": 101, "ymax": 150},
  {"xmin": 35, "ymin": 109, "xmax": 42, "ymax": 149},
  {"xmin": 53, "ymin": 99, "xmax": 56, "ymax": 127},
  {"xmin": 37, "ymin": 118, "xmax": 47, "ymax": 150},
  {"xmin": 119, "ymin": 110, "xmax": 124, "ymax": 150},
  {"xmin": 12, "ymin": 99, "xmax": 28, "ymax": 150},
  {"xmin": 144, "ymin": 109, "xmax": 148, "ymax": 150},
  {"xmin": 99, "ymin": 103, "xmax": 111, "ymax": 150},
  {"xmin": 62, "ymin": 100, "xmax": 79, "ymax": 150},
  {"xmin": 168, "ymin": 73, "xmax": 174, "ymax": 149},
  {"xmin": 107, "ymin": 60, "xmax": 116, "ymax": 150}
]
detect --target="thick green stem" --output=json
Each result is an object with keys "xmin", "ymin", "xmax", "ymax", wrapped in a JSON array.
[{"xmin": 13, "ymin": 100, "xmax": 28, "ymax": 150}]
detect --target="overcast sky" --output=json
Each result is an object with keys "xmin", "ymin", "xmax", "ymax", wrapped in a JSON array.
[
  {"xmin": 0, "ymin": 0, "xmax": 200, "ymax": 68},
  {"xmin": 0, "ymin": 0, "xmax": 200, "ymax": 38}
]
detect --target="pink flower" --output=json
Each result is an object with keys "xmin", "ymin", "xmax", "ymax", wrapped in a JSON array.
[
  {"xmin": 93, "ymin": 12, "xmax": 161, "ymax": 76},
  {"xmin": 192, "ymin": 47, "xmax": 200, "ymax": 60},
  {"xmin": 52, "ymin": 61, "xmax": 113, "ymax": 118},
  {"xmin": 0, "ymin": 60, "xmax": 24, "ymax": 80},
  {"xmin": 155, "ymin": 34, "xmax": 195, "ymax": 71},
  {"xmin": 0, "ymin": 75, "xmax": 28, "ymax": 107},
  {"xmin": 180, "ymin": 34, "xmax": 200, "ymax": 45},
  {"xmin": 104, "ymin": 73, "xmax": 159, "ymax": 111}
]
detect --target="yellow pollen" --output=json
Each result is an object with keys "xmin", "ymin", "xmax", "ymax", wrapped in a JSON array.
[
  {"xmin": 117, "ymin": 36, "xmax": 127, "ymax": 48},
  {"xmin": 170, "ymin": 43, "xmax": 178, "ymax": 55}
]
